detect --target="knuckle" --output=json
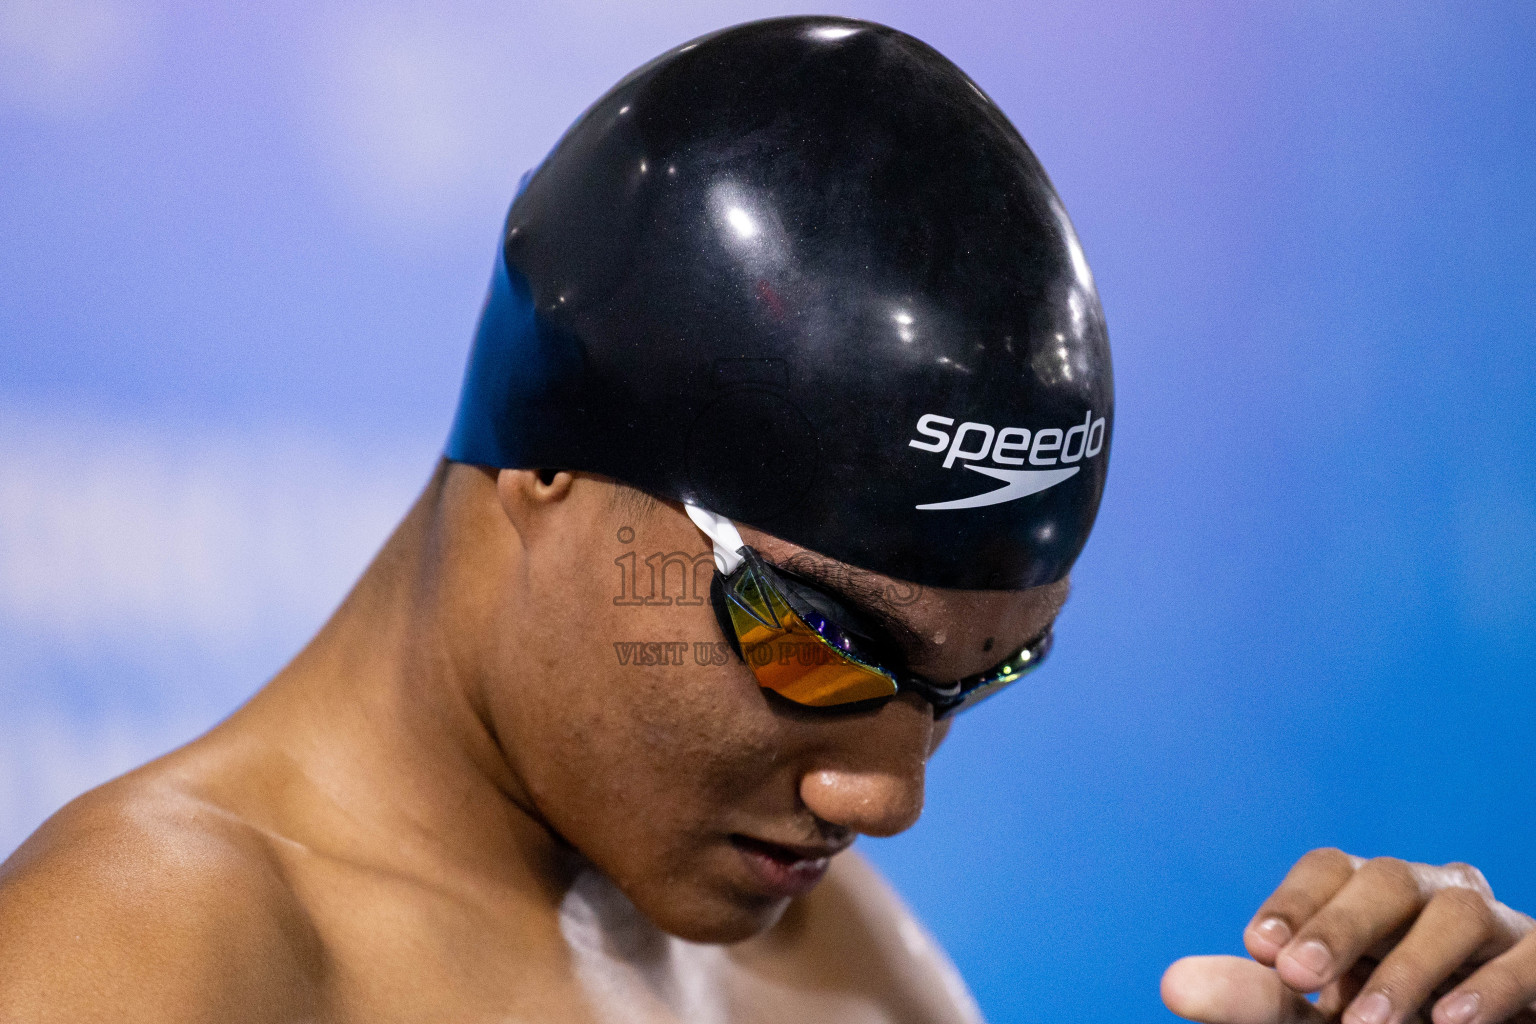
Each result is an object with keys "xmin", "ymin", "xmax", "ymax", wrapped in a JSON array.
[
  {"xmin": 1300, "ymin": 847, "xmax": 1357, "ymax": 876},
  {"xmin": 1443, "ymin": 862, "xmax": 1494, "ymax": 897},
  {"xmin": 1363, "ymin": 857, "xmax": 1424, "ymax": 903},
  {"xmin": 1433, "ymin": 885, "xmax": 1496, "ymax": 933},
  {"xmin": 1305, "ymin": 846, "xmax": 1350, "ymax": 865},
  {"xmin": 1269, "ymin": 848, "xmax": 1359, "ymax": 919}
]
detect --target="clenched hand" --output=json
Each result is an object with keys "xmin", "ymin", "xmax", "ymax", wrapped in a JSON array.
[{"xmin": 1164, "ymin": 849, "xmax": 1536, "ymax": 1024}]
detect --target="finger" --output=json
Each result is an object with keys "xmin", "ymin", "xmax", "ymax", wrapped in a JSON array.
[
  {"xmin": 1163, "ymin": 955, "xmax": 1328, "ymax": 1024},
  {"xmin": 1433, "ymin": 924, "xmax": 1536, "ymax": 1024},
  {"xmin": 1318, "ymin": 963, "xmax": 1372, "ymax": 1019},
  {"xmin": 1276, "ymin": 857, "xmax": 1429, "ymax": 992},
  {"xmin": 1341, "ymin": 886, "xmax": 1502, "ymax": 1024},
  {"xmin": 1248, "ymin": 849, "xmax": 1363, "ymax": 965}
]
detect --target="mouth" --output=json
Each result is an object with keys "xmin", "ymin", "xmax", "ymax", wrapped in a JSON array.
[{"xmin": 728, "ymin": 834, "xmax": 848, "ymax": 899}]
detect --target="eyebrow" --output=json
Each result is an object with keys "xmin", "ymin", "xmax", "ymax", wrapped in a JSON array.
[{"xmin": 765, "ymin": 551, "xmax": 938, "ymax": 666}]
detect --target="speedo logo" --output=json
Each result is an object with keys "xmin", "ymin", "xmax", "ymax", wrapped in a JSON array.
[{"xmin": 908, "ymin": 412, "xmax": 1107, "ymax": 511}]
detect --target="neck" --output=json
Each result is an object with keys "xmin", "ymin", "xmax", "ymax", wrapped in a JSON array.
[{"xmin": 220, "ymin": 462, "xmax": 576, "ymax": 908}]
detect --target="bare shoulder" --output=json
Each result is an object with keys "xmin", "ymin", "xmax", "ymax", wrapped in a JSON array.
[
  {"xmin": 735, "ymin": 850, "xmax": 986, "ymax": 1024},
  {"xmin": 0, "ymin": 770, "xmax": 322, "ymax": 1024}
]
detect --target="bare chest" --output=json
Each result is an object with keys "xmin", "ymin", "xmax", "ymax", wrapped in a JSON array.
[
  {"xmin": 293, "ymin": 865, "xmax": 892, "ymax": 1024},
  {"xmin": 554, "ymin": 870, "xmax": 893, "ymax": 1024}
]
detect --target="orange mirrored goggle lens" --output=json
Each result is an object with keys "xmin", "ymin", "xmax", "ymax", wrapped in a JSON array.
[{"xmin": 720, "ymin": 560, "xmax": 898, "ymax": 707}]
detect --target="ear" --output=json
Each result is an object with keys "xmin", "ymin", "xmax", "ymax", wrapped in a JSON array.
[{"xmin": 495, "ymin": 469, "xmax": 575, "ymax": 542}]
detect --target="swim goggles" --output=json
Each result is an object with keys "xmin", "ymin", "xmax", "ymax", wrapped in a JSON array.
[{"xmin": 686, "ymin": 506, "xmax": 1051, "ymax": 718}]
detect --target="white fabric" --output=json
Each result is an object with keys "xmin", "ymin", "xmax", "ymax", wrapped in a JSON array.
[
  {"xmin": 557, "ymin": 868, "xmax": 901, "ymax": 1024},
  {"xmin": 684, "ymin": 504, "xmax": 746, "ymax": 575},
  {"xmin": 559, "ymin": 868, "xmax": 730, "ymax": 1024}
]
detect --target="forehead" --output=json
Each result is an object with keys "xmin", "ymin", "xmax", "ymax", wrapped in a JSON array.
[{"xmin": 735, "ymin": 523, "xmax": 1069, "ymax": 681}]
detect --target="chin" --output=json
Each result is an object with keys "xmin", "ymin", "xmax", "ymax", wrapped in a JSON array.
[{"xmin": 634, "ymin": 882, "xmax": 791, "ymax": 945}]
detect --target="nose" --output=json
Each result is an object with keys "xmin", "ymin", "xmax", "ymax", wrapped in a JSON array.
[{"xmin": 796, "ymin": 695, "xmax": 932, "ymax": 838}]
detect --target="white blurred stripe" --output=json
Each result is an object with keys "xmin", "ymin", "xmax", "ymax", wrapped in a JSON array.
[
  {"xmin": 0, "ymin": 406, "xmax": 428, "ymax": 856},
  {"xmin": 0, "ymin": 406, "xmax": 424, "ymax": 649}
]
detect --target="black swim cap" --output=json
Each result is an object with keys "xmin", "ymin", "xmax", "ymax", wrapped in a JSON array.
[{"xmin": 447, "ymin": 15, "xmax": 1113, "ymax": 591}]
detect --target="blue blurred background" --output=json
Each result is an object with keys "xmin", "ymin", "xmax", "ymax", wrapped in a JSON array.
[{"xmin": 2, "ymin": 1, "xmax": 1533, "ymax": 1019}]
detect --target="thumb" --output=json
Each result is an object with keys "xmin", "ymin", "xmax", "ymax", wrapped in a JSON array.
[{"xmin": 1162, "ymin": 955, "xmax": 1327, "ymax": 1024}]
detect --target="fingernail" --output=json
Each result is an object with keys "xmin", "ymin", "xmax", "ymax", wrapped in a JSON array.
[
  {"xmin": 1437, "ymin": 992, "xmax": 1480, "ymax": 1024},
  {"xmin": 1251, "ymin": 917, "xmax": 1292, "ymax": 948},
  {"xmin": 1346, "ymin": 992, "xmax": 1391, "ymax": 1024},
  {"xmin": 1286, "ymin": 939, "xmax": 1332, "ymax": 981}
]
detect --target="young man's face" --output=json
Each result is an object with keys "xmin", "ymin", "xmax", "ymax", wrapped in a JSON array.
[{"xmin": 480, "ymin": 472, "xmax": 1068, "ymax": 943}]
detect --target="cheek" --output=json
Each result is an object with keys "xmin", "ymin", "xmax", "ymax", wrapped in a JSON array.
[
  {"xmin": 485, "ymin": 520, "xmax": 805, "ymax": 938},
  {"xmin": 498, "ymin": 567, "xmax": 785, "ymax": 871}
]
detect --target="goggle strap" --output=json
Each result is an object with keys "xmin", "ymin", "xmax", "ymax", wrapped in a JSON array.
[{"xmin": 684, "ymin": 503, "xmax": 746, "ymax": 574}]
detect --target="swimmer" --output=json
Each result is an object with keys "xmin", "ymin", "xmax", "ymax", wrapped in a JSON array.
[{"xmin": 2, "ymin": 16, "xmax": 1531, "ymax": 1024}]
